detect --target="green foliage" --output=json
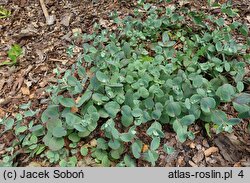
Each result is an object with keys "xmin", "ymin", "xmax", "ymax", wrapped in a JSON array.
[
  {"xmin": 1, "ymin": 1, "xmax": 249, "ymax": 167},
  {"xmin": 0, "ymin": 6, "xmax": 11, "ymax": 18},
  {"xmin": 0, "ymin": 44, "xmax": 22, "ymax": 66}
]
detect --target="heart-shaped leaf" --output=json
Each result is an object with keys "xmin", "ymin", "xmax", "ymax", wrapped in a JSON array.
[
  {"xmin": 216, "ymin": 84, "xmax": 235, "ymax": 102},
  {"xmin": 48, "ymin": 137, "xmax": 64, "ymax": 151},
  {"xmin": 200, "ymin": 97, "xmax": 216, "ymax": 113},
  {"xmin": 52, "ymin": 127, "xmax": 67, "ymax": 138},
  {"xmin": 108, "ymin": 139, "xmax": 121, "ymax": 150},
  {"xmin": 180, "ymin": 114, "xmax": 195, "ymax": 126},
  {"xmin": 165, "ymin": 101, "xmax": 181, "ymax": 117},
  {"xmin": 104, "ymin": 101, "xmax": 120, "ymax": 118}
]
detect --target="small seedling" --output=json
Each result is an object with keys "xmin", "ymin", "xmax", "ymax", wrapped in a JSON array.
[
  {"xmin": 0, "ymin": 6, "xmax": 11, "ymax": 18},
  {"xmin": 0, "ymin": 44, "xmax": 22, "ymax": 66}
]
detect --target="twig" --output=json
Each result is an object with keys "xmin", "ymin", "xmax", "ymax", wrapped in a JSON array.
[
  {"xmin": 39, "ymin": 0, "xmax": 55, "ymax": 25},
  {"xmin": 48, "ymin": 58, "xmax": 69, "ymax": 65},
  {"xmin": 49, "ymin": 58, "xmax": 69, "ymax": 62},
  {"xmin": 39, "ymin": 0, "xmax": 49, "ymax": 19}
]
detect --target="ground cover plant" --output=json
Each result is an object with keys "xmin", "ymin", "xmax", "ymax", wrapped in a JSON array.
[
  {"xmin": 0, "ymin": 44, "xmax": 22, "ymax": 66},
  {"xmin": 0, "ymin": 0, "xmax": 249, "ymax": 167},
  {"xmin": 0, "ymin": 6, "xmax": 11, "ymax": 19}
]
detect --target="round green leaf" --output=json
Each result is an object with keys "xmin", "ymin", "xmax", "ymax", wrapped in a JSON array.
[
  {"xmin": 108, "ymin": 139, "xmax": 121, "ymax": 150},
  {"xmin": 138, "ymin": 87, "xmax": 149, "ymax": 98},
  {"xmin": 96, "ymin": 71, "xmax": 109, "ymax": 83},
  {"xmin": 97, "ymin": 138, "xmax": 108, "ymax": 150},
  {"xmin": 47, "ymin": 118, "xmax": 62, "ymax": 133},
  {"xmin": 110, "ymin": 149, "xmax": 121, "ymax": 159},
  {"xmin": 52, "ymin": 127, "xmax": 67, "ymax": 138},
  {"xmin": 58, "ymin": 97, "xmax": 75, "ymax": 107},
  {"xmin": 132, "ymin": 108, "xmax": 143, "ymax": 117},
  {"xmin": 104, "ymin": 101, "xmax": 120, "ymax": 118},
  {"xmin": 120, "ymin": 133, "xmax": 134, "ymax": 142},
  {"xmin": 236, "ymin": 82, "xmax": 244, "ymax": 92},
  {"xmin": 163, "ymin": 144, "xmax": 175, "ymax": 154},
  {"xmin": 48, "ymin": 137, "xmax": 64, "ymax": 151},
  {"xmin": 4, "ymin": 118, "xmax": 14, "ymax": 131},
  {"xmin": 162, "ymin": 31, "xmax": 169, "ymax": 44},
  {"xmin": 68, "ymin": 133, "xmax": 80, "ymax": 142},
  {"xmin": 152, "ymin": 109, "xmax": 162, "ymax": 120},
  {"xmin": 80, "ymin": 147, "xmax": 88, "ymax": 156},
  {"xmin": 124, "ymin": 155, "xmax": 136, "ymax": 167},
  {"xmin": 216, "ymin": 84, "xmax": 235, "ymax": 102},
  {"xmin": 238, "ymin": 111, "xmax": 250, "ymax": 119},
  {"xmin": 102, "ymin": 155, "xmax": 111, "ymax": 167},
  {"xmin": 200, "ymin": 97, "xmax": 216, "ymax": 113},
  {"xmin": 180, "ymin": 115, "xmax": 195, "ymax": 126},
  {"xmin": 30, "ymin": 125, "xmax": 43, "ymax": 132},
  {"xmin": 78, "ymin": 130, "xmax": 91, "ymax": 137},
  {"xmin": 165, "ymin": 101, "xmax": 181, "ymax": 117}
]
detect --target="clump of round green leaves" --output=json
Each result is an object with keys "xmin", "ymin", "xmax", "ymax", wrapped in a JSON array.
[{"xmin": 39, "ymin": 1, "xmax": 249, "ymax": 167}]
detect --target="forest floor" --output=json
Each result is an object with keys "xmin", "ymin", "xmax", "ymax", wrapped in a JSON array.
[{"xmin": 0, "ymin": 0, "xmax": 250, "ymax": 167}]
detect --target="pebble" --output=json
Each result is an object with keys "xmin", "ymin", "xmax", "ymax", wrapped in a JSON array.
[
  {"xmin": 46, "ymin": 15, "xmax": 56, "ymax": 25},
  {"xmin": 196, "ymin": 144, "xmax": 202, "ymax": 150}
]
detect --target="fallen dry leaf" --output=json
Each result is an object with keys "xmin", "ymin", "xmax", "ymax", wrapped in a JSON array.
[
  {"xmin": 177, "ymin": 156, "xmax": 185, "ymax": 166},
  {"xmin": 204, "ymin": 147, "xmax": 219, "ymax": 157},
  {"xmin": 190, "ymin": 142, "xmax": 196, "ymax": 149},
  {"xmin": 21, "ymin": 86, "xmax": 30, "ymax": 95},
  {"xmin": 192, "ymin": 150, "xmax": 204, "ymax": 164},
  {"xmin": 141, "ymin": 144, "xmax": 149, "ymax": 153},
  {"xmin": 29, "ymin": 93, "xmax": 35, "ymax": 99},
  {"xmin": 0, "ymin": 108, "xmax": 5, "ymax": 118},
  {"xmin": 27, "ymin": 162, "xmax": 42, "ymax": 167},
  {"xmin": 233, "ymin": 162, "xmax": 241, "ymax": 167},
  {"xmin": 90, "ymin": 139, "xmax": 97, "ymax": 147},
  {"xmin": 71, "ymin": 106, "xmax": 79, "ymax": 113},
  {"xmin": 61, "ymin": 13, "xmax": 72, "ymax": 27},
  {"xmin": 189, "ymin": 160, "xmax": 198, "ymax": 167},
  {"xmin": 246, "ymin": 15, "xmax": 250, "ymax": 23}
]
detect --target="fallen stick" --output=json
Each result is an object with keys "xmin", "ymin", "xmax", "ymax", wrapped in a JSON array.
[
  {"xmin": 39, "ymin": 0, "xmax": 55, "ymax": 25},
  {"xmin": 39, "ymin": 0, "xmax": 49, "ymax": 18}
]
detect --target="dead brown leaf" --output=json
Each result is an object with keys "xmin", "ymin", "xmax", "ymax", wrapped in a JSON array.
[
  {"xmin": 141, "ymin": 144, "xmax": 149, "ymax": 153},
  {"xmin": 204, "ymin": 147, "xmax": 219, "ymax": 157},
  {"xmin": 21, "ymin": 86, "xmax": 30, "ymax": 95},
  {"xmin": 70, "ymin": 106, "xmax": 79, "ymax": 113}
]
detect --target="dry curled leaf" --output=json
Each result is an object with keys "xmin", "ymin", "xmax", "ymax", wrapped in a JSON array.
[
  {"xmin": 70, "ymin": 106, "xmax": 79, "ymax": 113},
  {"xmin": 204, "ymin": 147, "xmax": 219, "ymax": 157},
  {"xmin": 21, "ymin": 86, "xmax": 30, "ymax": 95},
  {"xmin": 141, "ymin": 144, "xmax": 149, "ymax": 153}
]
